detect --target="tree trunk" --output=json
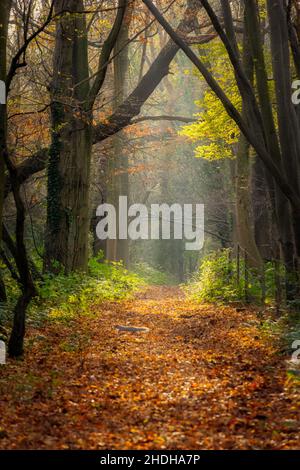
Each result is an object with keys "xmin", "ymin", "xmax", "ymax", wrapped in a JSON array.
[
  {"xmin": 5, "ymin": 146, "xmax": 37, "ymax": 357},
  {"xmin": 235, "ymin": 135, "xmax": 263, "ymax": 270},
  {"xmin": 266, "ymin": 2, "xmax": 300, "ymax": 209},
  {"xmin": 107, "ymin": 4, "xmax": 132, "ymax": 266},
  {"xmin": 266, "ymin": 0, "xmax": 300, "ymax": 295},
  {"xmin": 235, "ymin": 16, "xmax": 263, "ymax": 272},
  {"xmin": 0, "ymin": 1, "xmax": 11, "ymax": 302},
  {"xmin": 251, "ymin": 157, "xmax": 273, "ymax": 261},
  {"xmin": 45, "ymin": 0, "xmax": 92, "ymax": 273},
  {"xmin": 246, "ymin": 0, "xmax": 298, "ymax": 299},
  {"xmin": 8, "ymin": 288, "xmax": 35, "ymax": 357}
]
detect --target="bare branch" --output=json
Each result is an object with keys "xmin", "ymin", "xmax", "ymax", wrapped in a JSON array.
[
  {"xmin": 87, "ymin": 0, "xmax": 127, "ymax": 109},
  {"xmin": 6, "ymin": 1, "xmax": 55, "ymax": 92}
]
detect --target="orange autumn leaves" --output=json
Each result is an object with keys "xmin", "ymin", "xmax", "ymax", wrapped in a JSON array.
[{"xmin": 0, "ymin": 286, "xmax": 299, "ymax": 450}]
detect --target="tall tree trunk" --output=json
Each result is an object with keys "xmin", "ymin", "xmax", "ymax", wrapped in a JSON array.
[
  {"xmin": 45, "ymin": 0, "xmax": 92, "ymax": 273},
  {"xmin": 107, "ymin": 4, "xmax": 132, "ymax": 266},
  {"xmin": 0, "ymin": 0, "xmax": 37, "ymax": 356},
  {"xmin": 45, "ymin": 0, "xmax": 126, "ymax": 273},
  {"xmin": 6, "ymin": 150, "xmax": 37, "ymax": 356},
  {"xmin": 0, "ymin": 1, "xmax": 11, "ymax": 302},
  {"xmin": 266, "ymin": 0, "xmax": 300, "ymax": 295},
  {"xmin": 235, "ymin": 21, "xmax": 263, "ymax": 271},
  {"xmin": 246, "ymin": 0, "xmax": 298, "ymax": 299}
]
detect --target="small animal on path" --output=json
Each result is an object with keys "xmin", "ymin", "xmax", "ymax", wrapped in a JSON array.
[{"xmin": 115, "ymin": 325, "xmax": 150, "ymax": 333}]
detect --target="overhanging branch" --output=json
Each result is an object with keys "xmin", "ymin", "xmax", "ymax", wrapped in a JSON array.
[{"xmin": 4, "ymin": 2, "xmax": 215, "ymax": 196}]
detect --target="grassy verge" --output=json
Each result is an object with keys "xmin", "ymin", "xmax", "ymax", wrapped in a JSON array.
[
  {"xmin": 132, "ymin": 262, "xmax": 178, "ymax": 286},
  {"xmin": 0, "ymin": 256, "xmax": 145, "ymax": 331}
]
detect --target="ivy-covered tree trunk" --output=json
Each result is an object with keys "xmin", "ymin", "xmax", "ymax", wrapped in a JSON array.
[
  {"xmin": 45, "ymin": 0, "xmax": 92, "ymax": 273},
  {"xmin": 45, "ymin": 0, "xmax": 126, "ymax": 273}
]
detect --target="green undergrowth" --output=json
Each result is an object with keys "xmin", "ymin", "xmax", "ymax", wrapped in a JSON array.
[
  {"xmin": 260, "ymin": 313, "xmax": 300, "ymax": 386},
  {"xmin": 133, "ymin": 262, "xmax": 178, "ymax": 286},
  {"xmin": 185, "ymin": 249, "xmax": 283, "ymax": 305},
  {"xmin": 0, "ymin": 255, "xmax": 145, "ymax": 328}
]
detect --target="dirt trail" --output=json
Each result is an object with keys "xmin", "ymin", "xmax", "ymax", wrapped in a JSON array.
[{"xmin": 0, "ymin": 286, "xmax": 299, "ymax": 449}]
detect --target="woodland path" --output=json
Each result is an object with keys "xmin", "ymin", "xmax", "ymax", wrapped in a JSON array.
[{"xmin": 0, "ymin": 287, "xmax": 299, "ymax": 449}]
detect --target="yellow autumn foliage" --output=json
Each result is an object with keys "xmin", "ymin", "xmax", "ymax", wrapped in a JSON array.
[{"xmin": 179, "ymin": 40, "xmax": 242, "ymax": 161}]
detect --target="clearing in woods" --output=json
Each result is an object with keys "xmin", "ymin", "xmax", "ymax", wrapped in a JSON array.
[{"xmin": 0, "ymin": 286, "xmax": 299, "ymax": 449}]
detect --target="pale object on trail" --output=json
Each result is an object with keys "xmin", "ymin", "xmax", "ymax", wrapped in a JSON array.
[
  {"xmin": 0, "ymin": 340, "xmax": 6, "ymax": 365},
  {"xmin": 115, "ymin": 325, "xmax": 150, "ymax": 333}
]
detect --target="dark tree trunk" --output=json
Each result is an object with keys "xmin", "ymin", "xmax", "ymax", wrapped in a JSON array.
[
  {"xmin": 0, "ymin": 276, "xmax": 6, "ymax": 302},
  {"xmin": 246, "ymin": 0, "xmax": 298, "ymax": 299},
  {"xmin": 45, "ymin": 0, "xmax": 127, "ymax": 273},
  {"xmin": 45, "ymin": 0, "xmax": 92, "ymax": 273},
  {"xmin": 0, "ymin": 1, "xmax": 11, "ymax": 303},
  {"xmin": 5, "ymin": 151, "xmax": 37, "ymax": 357},
  {"xmin": 266, "ymin": 0, "xmax": 300, "ymax": 296},
  {"xmin": 8, "ymin": 288, "xmax": 35, "ymax": 357}
]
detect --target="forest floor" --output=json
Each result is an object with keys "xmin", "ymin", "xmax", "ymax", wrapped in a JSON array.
[{"xmin": 0, "ymin": 286, "xmax": 299, "ymax": 450}]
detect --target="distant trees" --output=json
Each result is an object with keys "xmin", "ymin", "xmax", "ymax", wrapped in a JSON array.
[{"xmin": 143, "ymin": 0, "xmax": 300, "ymax": 301}]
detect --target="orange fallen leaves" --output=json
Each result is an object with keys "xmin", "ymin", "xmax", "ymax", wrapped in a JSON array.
[{"xmin": 0, "ymin": 286, "xmax": 299, "ymax": 450}]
